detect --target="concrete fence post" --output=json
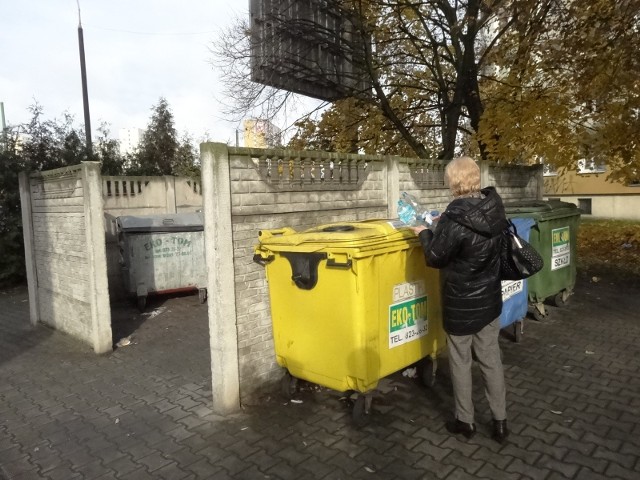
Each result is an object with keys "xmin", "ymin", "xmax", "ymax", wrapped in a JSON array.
[
  {"xmin": 480, "ymin": 160, "xmax": 491, "ymax": 189},
  {"xmin": 81, "ymin": 162, "xmax": 113, "ymax": 354},
  {"xmin": 18, "ymin": 172, "xmax": 39, "ymax": 327},
  {"xmin": 535, "ymin": 164, "xmax": 544, "ymax": 200},
  {"xmin": 165, "ymin": 176, "xmax": 177, "ymax": 213},
  {"xmin": 200, "ymin": 142, "xmax": 240, "ymax": 415},
  {"xmin": 385, "ymin": 156, "xmax": 400, "ymax": 218}
]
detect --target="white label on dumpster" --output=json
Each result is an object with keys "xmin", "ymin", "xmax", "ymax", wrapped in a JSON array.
[
  {"xmin": 387, "ymin": 219, "xmax": 406, "ymax": 230},
  {"xmin": 389, "ymin": 281, "xmax": 428, "ymax": 349},
  {"xmin": 143, "ymin": 235, "xmax": 195, "ymax": 261},
  {"xmin": 501, "ymin": 280, "xmax": 524, "ymax": 302},
  {"xmin": 551, "ymin": 226, "xmax": 570, "ymax": 271},
  {"xmin": 392, "ymin": 281, "xmax": 426, "ymax": 303}
]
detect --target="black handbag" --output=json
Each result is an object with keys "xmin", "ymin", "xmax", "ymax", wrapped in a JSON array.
[{"xmin": 500, "ymin": 220, "xmax": 544, "ymax": 280}]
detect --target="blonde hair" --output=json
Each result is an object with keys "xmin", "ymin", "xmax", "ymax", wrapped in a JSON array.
[{"xmin": 445, "ymin": 156, "xmax": 481, "ymax": 197}]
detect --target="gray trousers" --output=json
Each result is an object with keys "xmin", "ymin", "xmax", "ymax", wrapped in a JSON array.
[{"xmin": 446, "ymin": 317, "xmax": 507, "ymax": 424}]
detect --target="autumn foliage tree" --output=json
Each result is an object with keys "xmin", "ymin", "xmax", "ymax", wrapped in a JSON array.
[
  {"xmin": 219, "ymin": 0, "xmax": 549, "ymax": 159},
  {"xmin": 217, "ymin": 0, "xmax": 640, "ymax": 181},
  {"xmin": 477, "ymin": 0, "xmax": 640, "ymax": 183}
]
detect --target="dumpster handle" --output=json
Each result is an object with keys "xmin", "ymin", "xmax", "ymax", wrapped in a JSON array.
[
  {"xmin": 327, "ymin": 258, "xmax": 352, "ymax": 268},
  {"xmin": 258, "ymin": 227, "xmax": 296, "ymax": 240},
  {"xmin": 282, "ymin": 252, "xmax": 326, "ymax": 290},
  {"xmin": 253, "ymin": 253, "xmax": 275, "ymax": 266}
]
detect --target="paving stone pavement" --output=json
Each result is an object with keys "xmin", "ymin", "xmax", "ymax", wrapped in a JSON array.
[{"xmin": 1, "ymin": 272, "xmax": 640, "ymax": 480}]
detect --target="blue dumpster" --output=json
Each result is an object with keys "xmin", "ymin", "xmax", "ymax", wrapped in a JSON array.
[{"xmin": 500, "ymin": 217, "xmax": 535, "ymax": 342}]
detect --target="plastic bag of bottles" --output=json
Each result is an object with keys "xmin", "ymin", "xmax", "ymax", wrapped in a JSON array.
[{"xmin": 397, "ymin": 192, "xmax": 439, "ymax": 227}]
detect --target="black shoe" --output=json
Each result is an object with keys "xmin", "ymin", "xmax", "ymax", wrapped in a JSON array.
[
  {"xmin": 492, "ymin": 419, "xmax": 509, "ymax": 444},
  {"xmin": 445, "ymin": 419, "xmax": 476, "ymax": 439}
]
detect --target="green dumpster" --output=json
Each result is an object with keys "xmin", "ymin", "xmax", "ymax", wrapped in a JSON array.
[{"xmin": 504, "ymin": 200, "xmax": 581, "ymax": 320}]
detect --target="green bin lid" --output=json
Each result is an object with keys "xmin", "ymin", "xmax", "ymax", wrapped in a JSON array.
[{"xmin": 504, "ymin": 200, "xmax": 580, "ymax": 221}]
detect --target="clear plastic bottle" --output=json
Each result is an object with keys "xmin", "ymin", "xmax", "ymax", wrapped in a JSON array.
[
  {"xmin": 397, "ymin": 197, "xmax": 417, "ymax": 225},
  {"xmin": 397, "ymin": 192, "xmax": 439, "ymax": 227}
]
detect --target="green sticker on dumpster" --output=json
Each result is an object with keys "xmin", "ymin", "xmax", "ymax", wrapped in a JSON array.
[
  {"xmin": 551, "ymin": 226, "xmax": 570, "ymax": 271},
  {"xmin": 389, "ymin": 281, "xmax": 428, "ymax": 349}
]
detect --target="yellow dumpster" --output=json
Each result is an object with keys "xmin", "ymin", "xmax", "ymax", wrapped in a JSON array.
[{"xmin": 254, "ymin": 219, "xmax": 446, "ymax": 425}]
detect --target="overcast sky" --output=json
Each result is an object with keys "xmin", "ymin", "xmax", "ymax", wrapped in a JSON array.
[{"xmin": 0, "ymin": 0, "xmax": 262, "ymax": 145}]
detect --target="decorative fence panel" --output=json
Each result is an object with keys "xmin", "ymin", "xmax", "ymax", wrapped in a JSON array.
[{"xmin": 200, "ymin": 143, "xmax": 544, "ymax": 413}]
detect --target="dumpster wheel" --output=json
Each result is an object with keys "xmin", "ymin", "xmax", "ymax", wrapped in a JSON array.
[
  {"xmin": 529, "ymin": 303, "xmax": 546, "ymax": 322},
  {"xmin": 198, "ymin": 288, "xmax": 207, "ymax": 304},
  {"xmin": 514, "ymin": 320, "xmax": 523, "ymax": 343},
  {"xmin": 352, "ymin": 394, "xmax": 373, "ymax": 427},
  {"xmin": 553, "ymin": 289, "xmax": 571, "ymax": 307},
  {"xmin": 419, "ymin": 357, "xmax": 437, "ymax": 388},
  {"xmin": 280, "ymin": 372, "xmax": 299, "ymax": 400},
  {"xmin": 137, "ymin": 295, "xmax": 147, "ymax": 312}
]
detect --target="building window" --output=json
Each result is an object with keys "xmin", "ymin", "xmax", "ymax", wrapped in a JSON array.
[
  {"xmin": 577, "ymin": 159, "xmax": 606, "ymax": 174},
  {"xmin": 578, "ymin": 198, "xmax": 592, "ymax": 214},
  {"xmin": 543, "ymin": 163, "xmax": 558, "ymax": 176}
]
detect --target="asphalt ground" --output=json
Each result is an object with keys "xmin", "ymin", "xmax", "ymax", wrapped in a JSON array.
[{"xmin": 1, "ymin": 271, "xmax": 640, "ymax": 479}]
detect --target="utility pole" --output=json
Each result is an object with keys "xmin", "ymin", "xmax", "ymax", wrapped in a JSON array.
[
  {"xmin": 77, "ymin": 1, "xmax": 92, "ymax": 156},
  {"xmin": 0, "ymin": 102, "xmax": 6, "ymax": 151}
]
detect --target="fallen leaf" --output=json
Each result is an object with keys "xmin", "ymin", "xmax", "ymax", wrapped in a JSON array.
[
  {"xmin": 290, "ymin": 399, "xmax": 303, "ymax": 404},
  {"xmin": 364, "ymin": 466, "xmax": 376, "ymax": 473},
  {"xmin": 550, "ymin": 410, "xmax": 563, "ymax": 415}
]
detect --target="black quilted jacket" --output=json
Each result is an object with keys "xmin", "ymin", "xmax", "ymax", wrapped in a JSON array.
[{"xmin": 418, "ymin": 187, "xmax": 510, "ymax": 336}]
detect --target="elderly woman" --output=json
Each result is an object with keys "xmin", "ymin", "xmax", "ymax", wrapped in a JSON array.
[{"xmin": 412, "ymin": 156, "xmax": 510, "ymax": 443}]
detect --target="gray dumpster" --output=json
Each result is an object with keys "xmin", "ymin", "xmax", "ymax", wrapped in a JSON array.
[{"xmin": 116, "ymin": 212, "xmax": 207, "ymax": 310}]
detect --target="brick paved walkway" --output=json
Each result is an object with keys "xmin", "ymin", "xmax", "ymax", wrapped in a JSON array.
[{"xmin": 1, "ymin": 273, "xmax": 640, "ymax": 479}]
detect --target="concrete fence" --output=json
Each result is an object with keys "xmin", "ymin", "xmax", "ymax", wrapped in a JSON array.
[
  {"xmin": 200, "ymin": 143, "xmax": 543, "ymax": 413},
  {"xmin": 19, "ymin": 146, "xmax": 541, "ymax": 413},
  {"xmin": 19, "ymin": 166, "xmax": 204, "ymax": 351},
  {"xmin": 19, "ymin": 163, "xmax": 113, "ymax": 354}
]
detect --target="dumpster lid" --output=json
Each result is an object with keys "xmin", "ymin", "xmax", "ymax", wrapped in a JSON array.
[
  {"xmin": 256, "ymin": 219, "xmax": 415, "ymax": 250},
  {"xmin": 504, "ymin": 200, "xmax": 580, "ymax": 220},
  {"xmin": 117, "ymin": 212, "xmax": 204, "ymax": 233}
]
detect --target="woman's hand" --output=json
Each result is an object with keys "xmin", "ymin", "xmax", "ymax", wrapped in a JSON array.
[{"xmin": 410, "ymin": 225, "xmax": 428, "ymax": 235}]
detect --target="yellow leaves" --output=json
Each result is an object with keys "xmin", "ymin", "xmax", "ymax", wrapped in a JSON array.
[
  {"xmin": 476, "ymin": 0, "xmax": 640, "ymax": 180},
  {"xmin": 476, "ymin": 78, "xmax": 581, "ymax": 166}
]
